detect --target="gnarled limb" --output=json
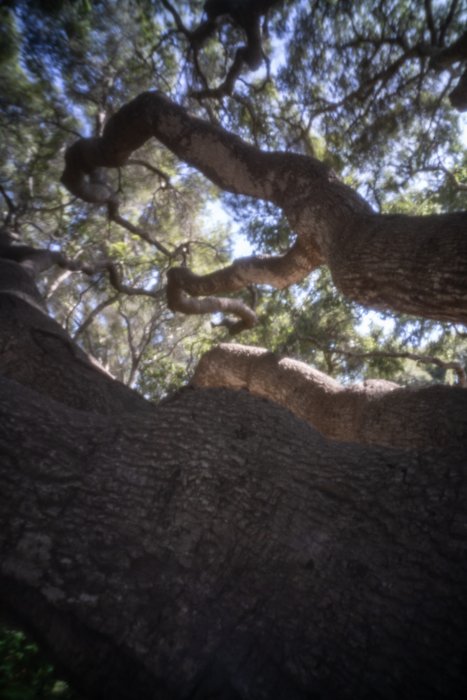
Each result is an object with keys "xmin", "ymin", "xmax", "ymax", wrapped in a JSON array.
[
  {"xmin": 190, "ymin": 5, "xmax": 264, "ymax": 99},
  {"xmin": 167, "ymin": 273, "xmax": 257, "ymax": 334},
  {"xmin": 167, "ymin": 239, "xmax": 318, "ymax": 332},
  {"xmin": 193, "ymin": 343, "xmax": 467, "ymax": 448},
  {"xmin": 61, "ymin": 92, "xmax": 331, "ymax": 327},
  {"xmin": 61, "ymin": 91, "xmax": 332, "ymax": 204},
  {"xmin": 168, "ymin": 240, "xmax": 316, "ymax": 295},
  {"xmin": 0, "ymin": 259, "xmax": 151, "ymax": 414},
  {"xmin": 61, "ymin": 91, "xmax": 467, "ymax": 328}
]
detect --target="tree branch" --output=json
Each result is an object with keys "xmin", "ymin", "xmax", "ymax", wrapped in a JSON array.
[
  {"xmin": 429, "ymin": 29, "xmax": 467, "ymax": 109},
  {"xmin": 167, "ymin": 270, "xmax": 258, "ymax": 334},
  {"xmin": 73, "ymin": 294, "xmax": 120, "ymax": 339},
  {"xmin": 61, "ymin": 91, "xmax": 467, "ymax": 329},
  {"xmin": 163, "ymin": 0, "xmax": 281, "ymax": 99},
  {"xmin": 166, "ymin": 240, "xmax": 316, "ymax": 332},
  {"xmin": 107, "ymin": 199, "xmax": 171, "ymax": 256},
  {"xmin": 126, "ymin": 158, "xmax": 172, "ymax": 185},
  {"xmin": 0, "ymin": 243, "xmax": 165, "ymax": 302},
  {"xmin": 193, "ymin": 343, "xmax": 467, "ymax": 447},
  {"xmin": 424, "ymin": 0, "xmax": 437, "ymax": 45},
  {"xmin": 420, "ymin": 164, "xmax": 467, "ymax": 191},
  {"xmin": 305, "ymin": 337, "xmax": 467, "ymax": 387},
  {"xmin": 55, "ymin": 254, "xmax": 165, "ymax": 301},
  {"xmin": 190, "ymin": 12, "xmax": 263, "ymax": 99}
]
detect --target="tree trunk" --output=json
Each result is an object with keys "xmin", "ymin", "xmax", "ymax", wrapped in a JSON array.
[{"xmin": 1, "ymin": 259, "xmax": 467, "ymax": 699}]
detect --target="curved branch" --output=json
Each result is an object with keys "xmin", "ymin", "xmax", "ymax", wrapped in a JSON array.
[
  {"xmin": 61, "ymin": 91, "xmax": 467, "ymax": 328},
  {"xmin": 167, "ymin": 268, "xmax": 257, "ymax": 334},
  {"xmin": 160, "ymin": 0, "xmax": 198, "ymax": 40},
  {"xmin": 62, "ymin": 91, "xmax": 332, "ymax": 205},
  {"xmin": 193, "ymin": 343, "xmax": 467, "ymax": 447},
  {"xmin": 163, "ymin": 0, "xmax": 280, "ymax": 98},
  {"xmin": 168, "ymin": 239, "xmax": 314, "ymax": 295},
  {"xmin": 166, "ymin": 240, "xmax": 315, "ymax": 331}
]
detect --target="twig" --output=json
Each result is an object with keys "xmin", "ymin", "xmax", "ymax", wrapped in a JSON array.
[
  {"xmin": 307, "ymin": 337, "xmax": 467, "ymax": 387},
  {"xmin": 107, "ymin": 200, "xmax": 171, "ymax": 257},
  {"xmin": 73, "ymin": 294, "xmax": 120, "ymax": 339},
  {"xmin": 126, "ymin": 159, "xmax": 172, "ymax": 185}
]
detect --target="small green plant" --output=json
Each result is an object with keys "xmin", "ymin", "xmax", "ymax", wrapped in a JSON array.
[{"xmin": 0, "ymin": 625, "xmax": 78, "ymax": 699}]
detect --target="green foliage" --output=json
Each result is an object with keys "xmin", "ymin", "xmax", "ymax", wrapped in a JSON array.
[{"xmin": 0, "ymin": 625, "xmax": 78, "ymax": 699}]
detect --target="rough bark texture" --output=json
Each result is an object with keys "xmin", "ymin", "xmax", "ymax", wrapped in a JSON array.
[
  {"xmin": 0, "ymin": 260, "xmax": 152, "ymax": 415},
  {"xmin": 1, "ymin": 379, "xmax": 467, "ymax": 700},
  {"xmin": 193, "ymin": 343, "xmax": 467, "ymax": 448},
  {"xmin": 1, "ymin": 258, "xmax": 467, "ymax": 699},
  {"xmin": 62, "ymin": 92, "xmax": 467, "ymax": 327}
]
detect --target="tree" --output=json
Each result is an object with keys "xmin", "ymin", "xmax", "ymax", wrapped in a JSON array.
[{"xmin": 1, "ymin": 1, "xmax": 467, "ymax": 698}]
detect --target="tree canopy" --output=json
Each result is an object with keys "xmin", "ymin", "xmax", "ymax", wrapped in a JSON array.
[{"xmin": 1, "ymin": 0, "xmax": 466, "ymax": 394}]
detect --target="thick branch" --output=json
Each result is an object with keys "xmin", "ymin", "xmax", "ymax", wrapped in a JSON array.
[
  {"xmin": 1, "ymin": 375, "xmax": 467, "ymax": 698},
  {"xmin": 166, "ymin": 240, "xmax": 317, "ymax": 331},
  {"xmin": 167, "ymin": 267, "xmax": 257, "ymax": 334},
  {"xmin": 331, "ymin": 211, "xmax": 467, "ymax": 324},
  {"xmin": 0, "ymin": 259, "xmax": 152, "ymax": 415},
  {"xmin": 193, "ymin": 343, "xmax": 467, "ymax": 447},
  {"xmin": 191, "ymin": 12, "xmax": 263, "ymax": 99},
  {"xmin": 163, "ymin": 0, "xmax": 280, "ymax": 98},
  {"xmin": 61, "ymin": 92, "xmax": 467, "ymax": 327},
  {"xmin": 61, "ymin": 92, "xmax": 333, "ymax": 205}
]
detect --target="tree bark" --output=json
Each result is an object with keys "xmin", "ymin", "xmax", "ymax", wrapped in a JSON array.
[
  {"xmin": 0, "ymin": 259, "xmax": 152, "ymax": 415},
  {"xmin": 193, "ymin": 343, "xmax": 467, "ymax": 448},
  {"xmin": 62, "ymin": 92, "xmax": 467, "ymax": 326},
  {"xmin": 1, "ymin": 259, "xmax": 467, "ymax": 700}
]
